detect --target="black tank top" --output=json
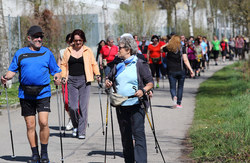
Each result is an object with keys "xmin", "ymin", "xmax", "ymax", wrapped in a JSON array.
[{"xmin": 68, "ymin": 55, "xmax": 85, "ymax": 76}]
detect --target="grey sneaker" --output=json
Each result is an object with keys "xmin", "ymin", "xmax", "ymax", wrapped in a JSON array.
[
  {"xmin": 72, "ymin": 128, "xmax": 77, "ymax": 137},
  {"xmin": 66, "ymin": 119, "xmax": 73, "ymax": 131},
  {"xmin": 78, "ymin": 135, "xmax": 86, "ymax": 139}
]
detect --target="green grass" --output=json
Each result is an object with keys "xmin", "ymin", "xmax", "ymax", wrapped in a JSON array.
[
  {"xmin": 0, "ymin": 76, "xmax": 56, "ymax": 106},
  {"xmin": 189, "ymin": 61, "xmax": 250, "ymax": 162}
]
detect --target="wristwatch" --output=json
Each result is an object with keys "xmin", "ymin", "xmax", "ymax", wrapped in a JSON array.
[{"xmin": 141, "ymin": 88, "xmax": 146, "ymax": 94}]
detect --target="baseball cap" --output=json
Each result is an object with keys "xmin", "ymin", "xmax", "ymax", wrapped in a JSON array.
[{"xmin": 27, "ymin": 25, "xmax": 43, "ymax": 36}]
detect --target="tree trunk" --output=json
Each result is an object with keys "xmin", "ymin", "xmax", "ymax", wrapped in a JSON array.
[
  {"xmin": 174, "ymin": 5, "xmax": 177, "ymax": 33},
  {"xmin": 192, "ymin": 0, "xmax": 196, "ymax": 29},
  {"xmin": 167, "ymin": 7, "xmax": 173, "ymax": 32},
  {"xmin": 187, "ymin": 0, "xmax": 193, "ymax": 36},
  {"xmin": 103, "ymin": 0, "xmax": 109, "ymax": 39},
  {"xmin": 34, "ymin": 0, "xmax": 41, "ymax": 18},
  {"xmin": 0, "ymin": 0, "xmax": 9, "ymax": 77},
  {"xmin": 206, "ymin": 0, "xmax": 213, "ymax": 40}
]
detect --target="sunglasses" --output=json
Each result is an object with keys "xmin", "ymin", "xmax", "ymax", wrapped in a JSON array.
[
  {"xmin": 152, "ymin": 39, "xmax": 158, "ymax": 41},
  {"xmin": 32, "ymin": 35, "xmax": 44, "ymax": 39},
  {"xmin": 119, "ymin": 46, "xmax": 125, "ymax": 50},
  {"xmin": 74, "ymin": 39, "xmax": 83, "ymax": 43}
]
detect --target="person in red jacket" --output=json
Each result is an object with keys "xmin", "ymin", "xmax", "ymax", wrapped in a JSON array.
[
  {"xmin": 147, "ymin": 35, "xmax": 165, "ymax": 88},
  {"xmin": 99, "ymin": 36, "xmax": 119, "ymax": 76}
]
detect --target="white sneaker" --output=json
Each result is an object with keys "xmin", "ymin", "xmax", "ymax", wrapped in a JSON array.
[
  {"xmin": 72, "ymin": 128, "xmax": 77, "ymax": 137},
  {"xmin": 172, "ymin": 97, "xmax": 177, "ymax": 109},
  {"xmin": 78, "ymin": 135, "xmax": 86, "ymax": 139},
  {"xmin": 66, "ymin": 119, "xmax": 73, "ymax": 131}
]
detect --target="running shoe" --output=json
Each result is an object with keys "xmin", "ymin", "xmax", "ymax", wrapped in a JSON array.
[
  {"xmin": 156, "ymin": 83, "xmax": 159, "ymax": 88},
  {"xmin": 72, "ymin": 128, "xmax": 77, "ymax": 137},
  {"xmin": 28, "ymin": 155, "xmax": 40, "ymax": 163},
  {"xmin": 177, "ymin": 105, "xmax": 183, "ymax": 109},
  {"xmin": 78, "ymin": 135, "xmax": 86, "ymax": 139},
  {"xmin": 40, "ymin": 158, "xmax": 50, "ymax": 163},
  {"xmin": 40, "ymin": 153, "xmax": 49, "ymax": 163},
  {"xmin": 66, "ymin": 119, "xmax": 73, "ymax": 131},
  {"xmin": 172, "ymin": 97, "xmax": 177, "ymax": 109}
]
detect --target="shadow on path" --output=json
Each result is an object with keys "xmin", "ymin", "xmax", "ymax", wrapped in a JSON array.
[
  {"xmin": 87, "ymin": 150, "xmax": 123, "ymax": 158},
  {"xmin": 151, "ymin": 105, "xmax": 173, "ymax": 109},
  {"xmin": 0, "ymin": 155, "xmax": 30, "ymax": 162}
]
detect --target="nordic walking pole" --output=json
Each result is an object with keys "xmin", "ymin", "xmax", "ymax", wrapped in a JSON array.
[
  {"xmin": 98, "ymin": 83, "xmax": 105, "ymax": 135},
  {"xmin": 104, "ymin": 89, "xmax": 110, "ymax": 163},
  {"xmin": 55, "ymin": 78, "xmax": 64, "ymax": 163},
  {"xmin": 4, "ymin": 82, "xmax": 16, "ymax": 159},
  {"xmin": 148, "ymin": 96, "xmax": 158, "ymax": 153},
  {"xmin": 144, "ymin": 107, "xmax": 165, "ymax": 163},
  {"xmin": 132, "ymin": 86, "xmax": 166, "ymax": 163},
  {"xmin": 61, "ymin": 84, "xmax": 66, "ymax": 137},
  {"xmin": 58, "ymin": 85, "xmax": 64, "ymax": 136},
  {"xmin": 110, "ymin": 105, "xmax": 116, "ymax": 159}
]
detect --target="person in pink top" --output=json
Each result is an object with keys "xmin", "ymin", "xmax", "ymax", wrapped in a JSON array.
[
  {"xmin": 236, "ymin": 35, "xmax": 245, "ymax": 60},
  {"xmin": 100, "ymin": 36, "xmax": 119, "ymax": 76},
  {"xmin": 186, "ymin": 40, "xmax": 196, "ymax": 78}
]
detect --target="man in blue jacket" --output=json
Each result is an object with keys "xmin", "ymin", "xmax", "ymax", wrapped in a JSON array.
[{"xmin": 1, "ymin": 25, "xmax": 61, "ymax": 163}]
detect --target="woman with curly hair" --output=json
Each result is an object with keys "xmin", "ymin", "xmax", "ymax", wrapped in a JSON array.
[
  {"xmin": 147, "ymin": 35, "xmax": 164, "ymax": 88},
  {"xmin": 161, "ymin": 35, "xmax": 194, "ymax": 109}
]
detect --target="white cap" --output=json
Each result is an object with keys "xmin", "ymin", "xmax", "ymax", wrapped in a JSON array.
[{"xmin": 120, "ymin": 33, "xmax": 133, "ymax": 38}]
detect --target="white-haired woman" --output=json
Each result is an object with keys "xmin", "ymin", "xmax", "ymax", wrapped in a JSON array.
[{"xmin": 105, "ymin": 35, "xmax": 154, "ymax": 163}]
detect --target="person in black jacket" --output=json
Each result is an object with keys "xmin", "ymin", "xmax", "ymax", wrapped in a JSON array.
[
  {"xmin": 161, "ymin": 35, "xmax": 194, "ymax": 109},
  {"xmin": 105, "ymin": 34, "xmax": 153, "ymax": 163}
]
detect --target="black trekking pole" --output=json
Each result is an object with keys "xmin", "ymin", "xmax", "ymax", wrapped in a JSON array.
[
  {"xmin": 98, "ymin": 83, "xmax": 105, "ymax": 135},
  {"xmin": 148, "ymin": 96, "xmax": 158, "ymax": 153},
  {"xmin": 58, "ymin": 85, "xmax": 64, "ymax": 136},
  {"xmin": 104, "ymin": 89, "xmax": 110, "ymax": 163},
  {"xmin": 132, "ymin": 86, "xmax": 166, "ymax": 163},
  {"xmin": 55, "ymin": 78, "xmax": 64, "ymax": 163},
  {"xmin": 4, "ymin": 82, "xmax": 16, "ymax": 159},
  {"xmin": 110, "ymin": 105, "xmax": 116, "ymax": 159}
]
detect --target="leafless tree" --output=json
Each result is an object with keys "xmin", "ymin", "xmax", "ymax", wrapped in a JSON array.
[{"xmin": 0, "ymin": 0, "xmax": 9, "ymax": 77}]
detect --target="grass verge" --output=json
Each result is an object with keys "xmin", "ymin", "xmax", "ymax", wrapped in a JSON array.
[
  {"xmin": 189, "ymin": 61, "xmax": 250, "ymax": 162},
  {"xmin": 0, "ymin": 76, "xmax": 56, "ymax": 106}
]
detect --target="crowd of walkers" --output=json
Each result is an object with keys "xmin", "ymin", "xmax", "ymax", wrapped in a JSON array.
[{"xmin": 1, "ymin": 24, "xmax": 249, "ymax": 163}]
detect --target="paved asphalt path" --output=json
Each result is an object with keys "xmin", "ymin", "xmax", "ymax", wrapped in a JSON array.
[{"xmin": 0, "ymin": 59, "xmax": 237, "ymax": 163}]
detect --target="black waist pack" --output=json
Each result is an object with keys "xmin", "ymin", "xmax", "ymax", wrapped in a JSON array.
[
  {"xmin": 151, "ymin": 57, "xmax": 160, "ymax": 64},
  {"xmin": 21, "ymin": 84, "xmax": 49, "ymax": 96}
]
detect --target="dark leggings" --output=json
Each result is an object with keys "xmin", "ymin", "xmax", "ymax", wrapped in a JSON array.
[{"xmin": 149, "ymin": 63, "xmax": 161, "ymax": 78}]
